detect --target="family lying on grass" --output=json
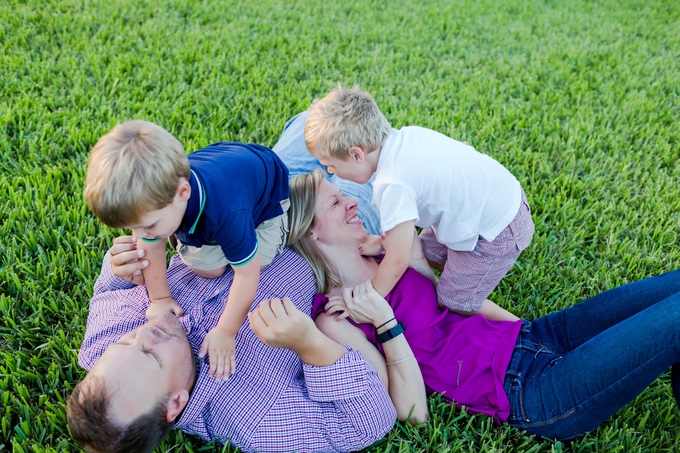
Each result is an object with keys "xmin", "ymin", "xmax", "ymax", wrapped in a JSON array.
[{"xmin": 67, "ymin": 87, "xmax": 680, "ymax": 453}]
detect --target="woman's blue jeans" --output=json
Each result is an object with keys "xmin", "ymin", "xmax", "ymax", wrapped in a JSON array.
[{"xmin": 504, "ymin": 268, "xmax": 680, "ymax": 440}]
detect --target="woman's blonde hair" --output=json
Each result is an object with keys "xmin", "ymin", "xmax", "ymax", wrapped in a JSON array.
[{"xmin": 287, "ymin": 170, "xmax": 342, "ymax": 294}]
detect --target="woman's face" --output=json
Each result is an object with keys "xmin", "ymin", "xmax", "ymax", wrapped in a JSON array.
[{"xmin": 311, "ymin": 180, "xmax": 367, "ymax": 247}]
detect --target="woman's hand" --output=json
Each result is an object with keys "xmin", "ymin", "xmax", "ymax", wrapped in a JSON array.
[
  {"xmin": 325, "ymin": 280, "xmax": 395, "ymax": 327},
  {"xmin": 109, "ymin": 236, "xmax": 148, "ymax": 285}
]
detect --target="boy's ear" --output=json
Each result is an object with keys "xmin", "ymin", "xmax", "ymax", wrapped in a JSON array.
[
  {"xmin": 348, "ymin": 146, "xmax": 366, "ymax": 164},
  {"xmin": 176, "ymin": 178, "xmax": 191, "ymax": 201}
]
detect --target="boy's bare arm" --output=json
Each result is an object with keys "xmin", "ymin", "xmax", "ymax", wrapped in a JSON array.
[
  {"xmin": 449, "ymin": 299, "xmax": 520, "ymax": 322},
  {"xmin": 200, "ymin": 255, "xmax": 261, "ymax": 380},
  {"xmin": 137, "ymin": 238, "xmax": 184, "ymax": 318},
  {"xmin": 217, "ymin": 257, "xmax": 260, "ymax": 335},
  {"xmin": 406, "ymin": 230, "xmax": 439, "ymax": 287},
  {"xmin": 371, "ymin": 220, "xmax": 415, "ymax": 297}
]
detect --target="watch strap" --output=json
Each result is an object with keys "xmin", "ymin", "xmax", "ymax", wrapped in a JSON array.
[{"xmin": 376, "ymin": 322, "xmax": 405, "ymax": 344}]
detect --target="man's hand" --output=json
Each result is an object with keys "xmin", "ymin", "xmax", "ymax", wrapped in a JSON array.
[
  {"xmin": 109, "ymin": 236, "xmax": 148, "ymax": 285},
  {"xmin": 199, "ymin": 328, "xmax": 236, "ymax": 381},
  {"xmin": 145, "ymin": 296, "xmax": 184, "ymax": 320},
  {"xmin": 249, "ymin": 297, "xmax": 346, "ymax": 367},
  {"xmin": 249, "ymin": 297, "xmax": 315, "ymax": 350}
]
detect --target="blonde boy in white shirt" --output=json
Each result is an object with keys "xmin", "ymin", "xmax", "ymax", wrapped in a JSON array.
[{"xmin": 304, "ymin": 86, "xmax": 534, "ymax": 321}]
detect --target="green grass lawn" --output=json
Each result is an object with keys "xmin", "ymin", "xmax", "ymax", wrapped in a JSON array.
[{"xmin": 2, "ymin": 0, "xmax": 679, "ymax": 451}]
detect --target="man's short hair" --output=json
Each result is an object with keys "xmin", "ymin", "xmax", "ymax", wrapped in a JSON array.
[
  {"xmin": 304, "ymin": 85, "xmax": 391, "ymax": 160},
  {"xmin": 84, "ymin": 120, "xmax": 191, "ymax": 228},
  {"xmin": 67, "ymin": 376, "xmax": 174, "ymax": 453}
]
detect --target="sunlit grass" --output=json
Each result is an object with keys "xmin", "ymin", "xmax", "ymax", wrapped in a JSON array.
[{"xmin": 1, "ymin": 0, "xmax": 679, "ymax": 451}]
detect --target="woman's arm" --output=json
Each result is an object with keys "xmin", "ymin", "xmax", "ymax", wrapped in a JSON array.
[{"xmin": 323, "ymin": 281, "xmax": 429, "ymax": 423}]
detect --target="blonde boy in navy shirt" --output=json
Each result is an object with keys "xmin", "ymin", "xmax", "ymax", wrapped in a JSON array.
[
  {"xmin": 85, "ymin": 121, "xmax": 290, "ymax": 380},
  {"xmin": 305, "ymin": 87, "xmax": 534, "ymax": 321}
]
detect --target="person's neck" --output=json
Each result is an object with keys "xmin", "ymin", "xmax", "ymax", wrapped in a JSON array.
[
  {"xmin": 366, "ymin": 145, "xmax": 382, "ymax": 174},
  {"xmin": 322, "ymin": 246, "xmax": 380, "ymax": 296}
]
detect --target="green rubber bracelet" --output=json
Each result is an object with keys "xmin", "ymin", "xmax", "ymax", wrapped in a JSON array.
[{"xmin": 140, "ymin": 237, "xmax": 163, "ymax": 243}]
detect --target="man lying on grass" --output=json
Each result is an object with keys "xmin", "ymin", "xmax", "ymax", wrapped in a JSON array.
[{"xmin": 66, "ymin": 236, "xmax": 396, "ymax": 453}]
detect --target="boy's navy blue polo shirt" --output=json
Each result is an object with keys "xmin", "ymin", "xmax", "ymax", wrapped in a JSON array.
[{"xmin": 175, "ymin": 142, "xmax": 289, "ymax": 266}]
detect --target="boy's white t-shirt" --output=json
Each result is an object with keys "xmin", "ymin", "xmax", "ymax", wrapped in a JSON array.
[{"xmin": 373, "ymin": 126, "xmax": 522, "ymax": 251}]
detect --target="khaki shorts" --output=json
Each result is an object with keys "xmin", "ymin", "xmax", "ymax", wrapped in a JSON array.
[{"xmin": 176, "ymin": 198, "xmax": 290, "ymax": 270}]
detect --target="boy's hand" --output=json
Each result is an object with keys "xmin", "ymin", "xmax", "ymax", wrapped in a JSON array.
[
  {"xmin": 199, "ymin": 328, "xmax": 236, "ymax": 381},
  {"xmin": 145, "ymin": 296, "xmax": 184, "ymax": 320},
  {"xmin": 110, "ymin": 236, "xmax": 149, "ymax": 285},
  {"xmin": 358, "ymin": 234, "xmax": 385, "ymax": 256}
]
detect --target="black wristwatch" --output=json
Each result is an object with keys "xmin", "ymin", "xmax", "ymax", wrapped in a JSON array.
[{"xmin": 376, "ymin": 322, "xmax": 405, "ymax": 344}]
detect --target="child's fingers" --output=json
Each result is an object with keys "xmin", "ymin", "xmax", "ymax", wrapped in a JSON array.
[
  {"xmin": 199, "ymin": 338, "xmax": 208, "ymax": 359},
  {"xmin": 230, "ymin": 353, "xmax": 236, "ymax": 375},
  {"xmin": 215, "ymin": 353, "xmax": 227, "ymax": 381},
  {"xmin": 209, "ymin": 354, "xmax": 217, "ymax": 377}
]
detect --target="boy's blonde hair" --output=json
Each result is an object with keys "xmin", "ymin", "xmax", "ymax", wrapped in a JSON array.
[
  {"xmin": 84, "ymin": 120, "xmax": 190, "ymax": 228},
  {"xmin": 305, "ymin": 86, "xmax": 391, "ymax": 160}
]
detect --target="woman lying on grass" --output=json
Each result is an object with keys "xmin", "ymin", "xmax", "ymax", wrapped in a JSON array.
[{"xmin": 287, "ymin": 169, "xmax": 680, "ymax": 441}]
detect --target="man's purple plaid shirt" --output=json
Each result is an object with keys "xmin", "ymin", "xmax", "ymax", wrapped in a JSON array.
[{"xmin": 79, "ymin": 248, "xmax": 396, "ymax": 453}]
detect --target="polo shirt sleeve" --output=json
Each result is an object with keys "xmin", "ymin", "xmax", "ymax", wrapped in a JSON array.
[
  {"xmin": 211, "ymin": 209, "xmax": 258, "ymax": 266},
  {"xmin": 373, "ymin": 182, "xmax": 419, "ymax": 233}
]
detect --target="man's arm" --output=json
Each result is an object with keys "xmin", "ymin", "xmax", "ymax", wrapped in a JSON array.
[
  {"xmin": 81, "ymin": 239, "xmax": 153, "ymax": 369},
  {"xmin": 248, "ymin": 297, "xmax": 396, "ymax": 453},
  {"xmin": 93, "ymin": 236, "xmax": 147, "ymax": 295}
]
